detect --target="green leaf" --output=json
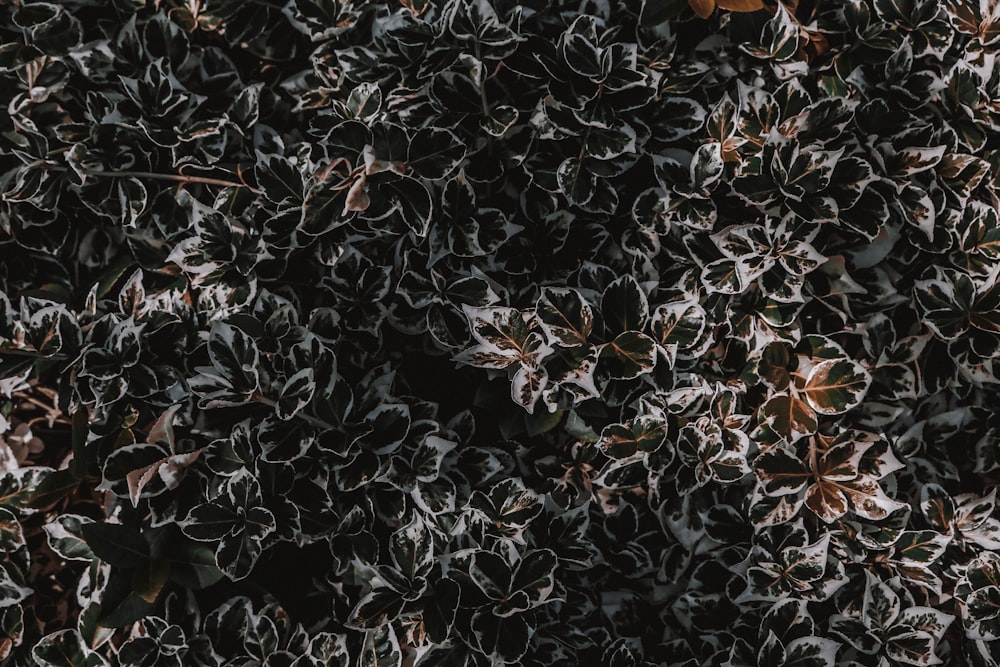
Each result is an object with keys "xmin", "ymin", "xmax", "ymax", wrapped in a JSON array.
[
  {"xmin": 215, "ymin": 511, "xmax": 273, "ymax": 580},
  {"xmin": 897, "ymin": 606, "xmax": 954, "ymax": 643},
  {"xmin": 920, "ymin": 484, "xmax": 955, "ymax": 530},
  {"xmin": 862, "ymin": 571, "xmax": 900, "ymax": 630},
  {"xmin": 469, "ymin": 550, "xmax": 511, "ymax": 600},
  {"xmin": 407, "ymin": 127, "xmax": 466, "ymax": 180},
  {"xmin": 739, "ymin": 2, "xmax": 801, "ymax": 60},
  {"xmin": 804, "ymin": 481, "xmax": 849, "ymax": 523},
  {"xmin": 0, "ymin": 466, "xmax": 51, "ymax": 511},
  {"xmin": 32, "ymin": 629, "xmax": 88, "ymax": 667},
  {"xmin": 640, "ymin": 0, "xmax": 688, "ymax": 28},
  {"xmin": 601, "ymin": 331, "xmax": 657, "ymax": 380},
  {"xmin": 347, "ymin": 587, "xmax": 407, "ymax": 630},
  {"xmin": 411, "ymin": 434, "xmax": 456, "ymax": 483},
  {"xmin": 755, "ymin": 447, "xmax": 810, "ymax": 496},
  {"xmin": 43, "ymin": 514, "xmax": 95, "ymax": 561},
  {"xmin": 890, "ymin": 145, "xmax": 946, "ymax": 177},
  {"xmin": 651, "ymin": 302, "xmax": 705, "ymax": 363},
  {"xmin": 0, "ymin": 567, "xmax": 30, "ymax": 609},
  {"xmin": 359, "ymin": 625, "xmax": 402, "ymax": 667},
  {"xmin": 599, "ymin": 417, "xmax": 667, "ymax": 459},
  {"xmin": 132, "ymin": 557, "xmax": 169, "ymax": 603},
  {"xmin": 384, "ymin": 176, "xmax": 434, "ymax": 237},
  {"xmin": 411, "ymin": 478, "xmax": 457, "ymax": 516},
  {"xmin": 511, "ymin": 549, "xmax": 557, "ymax": 605},
  {"xmin": 782, "ymin": 636, "xmax": 841, "ymax": 667},
  {"xmin": 390, "ymin": 514, "xmax": 433, "ymax": 580},
  {"xmin": 80, "ymin": 522, "xmax": 150, "ymax": 568},
  {"xmin": 565, "ymin": 411, "xmax": 599, "ymax": 443},
  {"xmin": 701, "ymin": 258, "xmax": 744, "ymax": 294},
  {"xmin": 95, "ymin": 569, "xmax": 156, "ymax": 628},
  {"xmin": 802, "ymin": 359, "xmax": 871, "ymax": 415},
  {"xmin": 207, "ymin": 320, "xmax": 260, "ymax": 392},
  {"xmin": 0, "ymin": 508, "xmax": 24, "ymax": 553},
  {"xmin": 841, "ymin": 478, "xmax": 908, "ymax": 521},
  {"xmin": 26, "ymin": 467, "xmax": 80, "ymax": 510},
  {"xmin": 508, "ymin": 363, "xmax": 548, "ymax": 416},
  {"xmin": 69, "ymin": 407, "xmax": 90, "ymax": 478},
  {"xmin": 0, "ymin": 610, "xmax": 20, "ymax": 660},
  {"xmin": 471, "ymin": 612, "xmax": 529, "ymax": 664},
  {"xmin": 914, "ymin": 268, "xmax": 975, "ymax": 340},
  {"xmin": 966, "ymin": 585, "xmax": 1000, "ymax": 622},
  {"xmin": 472, "ymin": 479, "xmax": 543, "ymax": 530},
  {"xmin": 423, "ymin": 577, "xmax": 460, "ymax": 643},
  {"xmin": 756, "ymin": 342, "xmax": 792, "ymax": 390},
  {"xmin": 690, "ymin": 142, "xmax": 724, "ymax": 190},
  {"xmin": 524, "ymin": 406, "xmax": 563, "ymax": 436},
  {"xmin": 255, "ymin": 152, "xmax": 304, "ymax": 204},
  {"xmin": 892, "ymin": 530, "xmax": 949, "ymax": 565},
  {"xmin": 182, "ymin": 501, "xmax": 238, "ymax": 541},
  {"xmin": 276, "ymin": 367, "xmax": 316, "ymax": 420},
  {"xmin": 601, "ymin": 276, "xmax": 649, "ymax": 333},
  {"xmin": 556, "ymin": 158, "xmax": 596, "ymax": 206},
  {"xmin": 164, "ymin": 540, "xmax": 225, "ymax": 589},
  {"xmin": 898, "ymin": 184, "xmax": 935, "ymax": 241},
  {"xmin": 536, "ymin": 287, "xmax": 594, "ymax": 347},
  {"xmin": 228, "ymin": 82, "xmax": 263, "ymax": 131},
  {"xmin": 885, "ymin": 628, "xmax": 937, "ymax": 666}
]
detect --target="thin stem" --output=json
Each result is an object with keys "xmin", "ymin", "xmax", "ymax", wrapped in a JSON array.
[
  {"xmin": 808, "ymin": 436, "xmax": 820, "ymax": 482},
  {"xmin": 44, "ymin": 165, "xmax": 262, "ymax": 194}
]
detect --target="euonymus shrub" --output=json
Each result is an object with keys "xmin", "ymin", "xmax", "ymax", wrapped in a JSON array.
[{"xmin": 0, "ymin": 0, "xmax": 998, "ymax": 664}]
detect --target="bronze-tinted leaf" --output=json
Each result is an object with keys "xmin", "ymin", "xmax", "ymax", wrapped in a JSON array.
[
  {"xmin": 717, "ymin": 0, "xmax": 764, "ymax": 11},
  {"xmin": 761, "ymin": 394, "xmax": 818, "ymax": 440},
  {"xmin": 689, "ymin": 0, "xmax": 716, "ymax": 19},
  {"xmin": 805, "ymin": 481, "xmax": 849, "ymax": 523}
]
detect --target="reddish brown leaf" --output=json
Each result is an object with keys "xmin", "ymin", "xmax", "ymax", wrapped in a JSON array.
[
  {"xmin": 689, "ymin": 0, "xmax": 716, "ymax": 18},
  {"xmin": 805, "ymin": 481, "xmax": 848, "ymax": 523},
  {"xmin": 343, "ymin": 176, "xmax": 371, "ymax": 213},
  {"xmin": 717, "ymin": 0, "xmax": 764, "ymax": 11}
]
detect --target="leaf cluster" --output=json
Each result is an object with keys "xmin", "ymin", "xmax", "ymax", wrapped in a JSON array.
[{"xmin": 1, "ymin": 0, "xmax": 999, "ymax": 665}]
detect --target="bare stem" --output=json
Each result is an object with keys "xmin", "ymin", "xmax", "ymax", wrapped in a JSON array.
[{"xmin": 808, "ymin": 436, "xmax": 820, "ymax": 482}]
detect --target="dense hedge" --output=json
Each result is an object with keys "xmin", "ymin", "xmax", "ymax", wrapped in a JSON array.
[{"xmin": 2, "ymin": 0, "xmax": 1000, "ymax": 664}]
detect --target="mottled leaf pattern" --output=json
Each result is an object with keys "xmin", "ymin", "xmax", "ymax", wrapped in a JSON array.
[{"xmin": 0, "ymin": 0, "xmax": 993, "ymax": 665}]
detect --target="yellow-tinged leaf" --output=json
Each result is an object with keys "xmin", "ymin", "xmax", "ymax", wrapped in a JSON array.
[
  {"xmin": 689, "ymin": 0, "xmax": 716, "ymax": 19},
  {"xmin": 717, "ymin": 0, "xmax": 765, "ymax": 11}
]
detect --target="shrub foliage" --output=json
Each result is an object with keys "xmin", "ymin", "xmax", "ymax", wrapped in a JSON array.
[{"xmin": 1, "ymin": 0, "xmax": 999, "ymax": 665}]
